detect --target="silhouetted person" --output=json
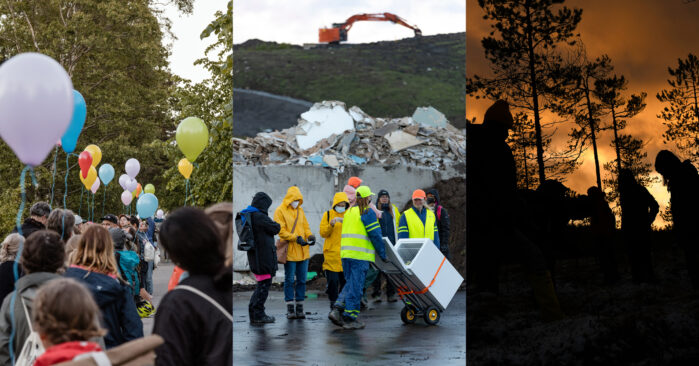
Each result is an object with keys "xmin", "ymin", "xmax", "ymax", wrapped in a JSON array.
[
  {"xmin": 534, "ymin": 180, "xmax": 572, "ymax": 282},
  {"xmin": 466, "ymin": 99, "xmax": 563, "ymax": 321},
  {"xmin": 587, "ymin": 186, "xmax": 619, "ymax": 284},
  {"xmin": 655, "ymin": 150, "xmax": 699, "ymax": 289},
  {"xmin": 618, "ymin": 169, "xmax": 658, "ymax": 284}
]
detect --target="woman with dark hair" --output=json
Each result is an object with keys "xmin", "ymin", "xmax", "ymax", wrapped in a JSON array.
[
  {"xmin": 153, "ymin": 206, "xmax": 232, "ymax": 365},
  {"xmin": 64, "ymin": 225, "xmax": 143, "ymax": 348},
  {"xmin": 0, "ymin": 230, "xmax": 67, "ymax": 364}
]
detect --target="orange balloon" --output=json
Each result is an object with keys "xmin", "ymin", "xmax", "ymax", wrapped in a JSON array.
[{"xmin": 134, "ymin": 183, "xmax": 142, "ymax": 198}]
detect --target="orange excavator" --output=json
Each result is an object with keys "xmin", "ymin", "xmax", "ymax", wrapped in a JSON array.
[{"xmin": 318, "ymin": 12, "xmax": 422, "ymax": 44}]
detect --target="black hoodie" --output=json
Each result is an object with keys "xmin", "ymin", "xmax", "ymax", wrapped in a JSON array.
[
  {"xmin": 427, "ymin": 189, "xmax": 451, "ymax": 257},
  {"xmin": 246, "ymin": 192, "xmax": 281, "ymax": 275}
]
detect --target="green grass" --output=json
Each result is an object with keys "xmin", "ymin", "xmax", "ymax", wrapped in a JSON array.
[{"xmin": 233, "ymin": 33, "xmax": 466, "ymax": 127}]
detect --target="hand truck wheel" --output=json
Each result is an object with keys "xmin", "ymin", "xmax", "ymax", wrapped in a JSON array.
[
  {"xmin": 423, "ymin": 306, "xmax": 440, "ymax": 325},
  {"xmin": 400, "ymin": 306, "xmax": 417, "ymax": 324}
]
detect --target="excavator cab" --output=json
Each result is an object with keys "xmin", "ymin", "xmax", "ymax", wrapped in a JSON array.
[{"xmin": 319, "ymin": 23, "xmax": 348, "ymax": 43}]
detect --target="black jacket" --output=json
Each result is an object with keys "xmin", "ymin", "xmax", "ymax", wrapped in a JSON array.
[
  {"xmin": 11, "ymin": 218, "xmax": 45, "ymax": 238},
  {"xmin": 427, "ymin": 189, "xmax": 450, "ymax": 255},
  {"xmin": 246, "ymin": 192, "xmax": 281, "ymax": 275},
  {"xmin": 153, "ymin": 274, "xmax": 232, "ymax": 366},
  {"xmin": 0, "ymin": 262, "xmax": 22, "ymax": 304}
]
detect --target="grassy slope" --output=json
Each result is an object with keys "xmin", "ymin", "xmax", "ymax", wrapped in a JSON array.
[{"xmin": 233, "ymin": 33, "xmax": 466, "ymax": 128}]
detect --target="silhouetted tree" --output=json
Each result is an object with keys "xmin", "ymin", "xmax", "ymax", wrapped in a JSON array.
[
  {"xmin": 603, "ymin": 135, "xmax": 658, "ymax": 204},
  {"xmin": 657, "ymin": 53, "xmax": 699, "ymax": 161},
  {"xmin": 468, "ymin": 0, "xmax": 582, "ymax": 184}
]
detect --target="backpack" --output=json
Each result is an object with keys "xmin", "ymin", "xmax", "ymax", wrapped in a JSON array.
[
  {"xmin": 235, "ymin": 212, "xmax": 255, "ymax": 251},
  {"xmin": 115, "ymin": 250, "xmax": 140, "ymax": 296},
  {"xmin": 143, "ymin": 239, "xmax": 155, "ymax": 262},
  {"xmin": 14, "ymin": 297, "xmax": 45, "ymax": 366},
  {"xmin": 437, "ymin": 205, "xmax": 443, "ymax": 221}
]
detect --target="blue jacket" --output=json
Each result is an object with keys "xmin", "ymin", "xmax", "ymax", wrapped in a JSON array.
[
  {"xmin": 360, "ymin": 208, "xmax": 387, "ymax": 260},
  {"xmin": 64, "ymin": 267, "xmax": 143, "ymax": 348},
  {"xmin": 146, "ymin": 217, "xmax": 156, "ymax": 244},
  {"xmin": 378, "ymin": 205, "xmax": 397, "ymax": 245},
  {"xmin": 398, "ymin": 207, "xmax": 440, "ymax": 249}
]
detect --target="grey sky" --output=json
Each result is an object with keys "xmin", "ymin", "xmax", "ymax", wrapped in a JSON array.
[{"xmin": 233, "ymin": 0, "xmax": 465, "ymax": 45}]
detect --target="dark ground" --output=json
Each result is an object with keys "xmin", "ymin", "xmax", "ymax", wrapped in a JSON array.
[
  {"xmin": 467, "ymin": 231, "xmax": 699, "ymax": 365},
  {"xmin": 233, "ymin": 33, "xmax": 466, "ymax": 128},
  {"xmin": 233, "ymin": 290, "xmax": 466, "ymax": 365}
]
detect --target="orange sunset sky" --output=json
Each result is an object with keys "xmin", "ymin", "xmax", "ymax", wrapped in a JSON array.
[{"xmin": 467, "ymin": 0, "xmax": 699, "ymax": 226}]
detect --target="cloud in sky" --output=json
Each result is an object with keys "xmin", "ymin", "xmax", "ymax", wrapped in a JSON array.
[{"xmin": 233, "ymin": 0, "xmax": 465, "ymax": 45}]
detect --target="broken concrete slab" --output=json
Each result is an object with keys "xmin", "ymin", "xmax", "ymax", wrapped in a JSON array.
[
  {"xmin": 403, "ymin": 124, "xmax": 420, "ymax": 136},
  {"xmin": 385, "ymin": 130, "xmax": 425, "ymax": 152},
  {"xmin": 413, "ymin": 106, "xmax": 448, "ymax": 128},
  {"xmin": 323, "ymin": 154, "xmax": 340, "ymax": 168},
  {"xmin": 374, "ymin": 123, "xmax": 399, "ymax": 137},
  {"xmin": 296, "ymin": 101, "xmax": 355, "ymax": 150}
]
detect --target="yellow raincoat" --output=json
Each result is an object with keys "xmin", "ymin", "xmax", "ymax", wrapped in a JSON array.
[
  {"xmin": 320, "ymin": 192, "xmax": 349, "ymax": 272},
  {"xmin": 274, "ymin": 186, "xmax": 313, "ymax": 262}
]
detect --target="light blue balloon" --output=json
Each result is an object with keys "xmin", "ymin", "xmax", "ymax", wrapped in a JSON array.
[
  {"xmin": 136, "ymin": 193, "xmax": 158, "ymax": 218},
  {"xmin": 98, "ymin": 164, "xmax": 115, "ymax": 186},
  {"xmin": 60, "ymin": 90, "xmax": 86, "ymax": 153}
]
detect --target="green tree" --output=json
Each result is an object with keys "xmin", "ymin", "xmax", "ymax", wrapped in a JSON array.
[
  {"xmin": 657, "ymin": 53, "xmax": 699, "ymax": 161},
  {"xmin": 468, "ymin": 0, "xmax": 582, "ymax": 184}
]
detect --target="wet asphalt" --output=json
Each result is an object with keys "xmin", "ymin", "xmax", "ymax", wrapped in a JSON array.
[{"xmin": 233, "ymin": 290, "xmax": 466, "ymax": 365}]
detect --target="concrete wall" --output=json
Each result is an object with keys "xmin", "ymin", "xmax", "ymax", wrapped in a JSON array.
[{"xmin": 233, "ymin": 164, "xmax": 462, "ymax": 279}]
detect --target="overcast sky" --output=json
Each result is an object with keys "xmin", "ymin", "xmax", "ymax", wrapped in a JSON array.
[
  {"xmin": 467, "ymin": 0, "xmax": 699, "ymax": 226},
  {"xmin": 163, "ymin": 1, "xmax": 225, "ymax": 83},
  {"xmin": 233, "ymin": 0, "xmax": 465, "ymax": 45}
]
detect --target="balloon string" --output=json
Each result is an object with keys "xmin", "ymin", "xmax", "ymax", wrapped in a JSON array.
[
  {"xmin": 79, "ymin": 186, "xmax": 83, "ymax": 217},
  {"xmin": 9, "ymin": 165, "xmax": 30, "ymax": 366},
  {"xmin": 103, "ymin": 185, "xmax": 106, "ymax": 217},
  {"xmin": 50, "ymin": 146, "xmax": 58, "ymax": 207},
  {"xmin": 92, "ymin": 193, "xmax": 95, "ymax": 222},
  {"xmin": 185, "ymin": 179, "xmax": 189, "ymax": 206}
]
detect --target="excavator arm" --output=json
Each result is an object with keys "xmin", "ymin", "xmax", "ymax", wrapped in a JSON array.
[{"xmin": 319, "ymin": 12, "xmax": 422, "ymax": 43}]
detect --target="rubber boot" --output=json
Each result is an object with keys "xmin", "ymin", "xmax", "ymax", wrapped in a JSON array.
[
  {"xmin": 527, "ymin": 271, "xmax": 564, "ymax": 322},
  {"xmin": 342, "ymin": 318, "xmax": 365, "ymax": 330},
  {"xmin": 286, "ymin": 304, "xmax": 296, "ymax": 319},
  {"xmin": 295, "ymin": 303, "xmax": 306, "ymax": 319}
]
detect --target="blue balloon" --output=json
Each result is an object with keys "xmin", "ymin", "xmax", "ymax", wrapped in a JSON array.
[
  {"xmin": 136, "ymin": 193, "xmax": 158, "ymax": 218},
  {"xmin": 98, "ymin": 164, "xmax": 115, "ymax": 186},
  {"xmin": 60, "ymin": 90, "xmax": 86, "ymax": 153}
]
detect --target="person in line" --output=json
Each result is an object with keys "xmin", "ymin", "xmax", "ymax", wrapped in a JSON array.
[
  {"xmin": 274, "ymin": 186, "xmax": 315, "ymax": 320},
  {"xmin": 46, "ymin": 208, "xmax": 76, "ymax": 243},
  {"xmin": 205, "ymin": 203, "xmax": 233, "ymax": 270},
  {"xmin": 370, "ymin": 189, "xmax": 400, "ymax": 303},
  {"xmin": 138, "ymin": 219, "xmax": 155, "ymax": 295},
  {"xmin": 110, "ymin": 227, "xmax": 151, "ymax": 303},
  {"xmin": 0, "ymin": 234, "xmax": 23, "ymax": 303},
  {"xmin": 329, "ymin": 186, "xmax": 387, "ymax": 330},
  {"xmin": 0, "ymin": 230, "xmax": 67, "ymax": 364},
  {"xmin": 655, "ymin": 150, "xmax": 699, "ymax": 289},
  {"xmin": 244, "ymin": 193, "xmax": 281, "ymax": 324},
  {"xmin": 320, "ymin": 192, "xmax": 350, "ymax": 310},
  {"xmin": 64, "ymin": 225, "xmax": 143, "ymax": 348},
  {"xmin": 398, "ymin": 189, "xmax": 440, "ymax": 249},
  {"xmin": 426, "ymin": 189, "xmax": 451, "ymax": 260},
  {"xmin": 587, "ymin": 186, "xmax": 620, "ymax": 285},
  {"xmin": 100, "ymin": 214, "xmax": 119, "ymax": 229},
  {"xmin": 153, "ymin": 207, "xmax": 232, "ymax": 365},
  {"xmin": 31, "ymin": 278, "xmax": 106, "ymax": 366},
  {"xmin": 12, "ymin": 201, "xmax": 51, "ymax": 238}
]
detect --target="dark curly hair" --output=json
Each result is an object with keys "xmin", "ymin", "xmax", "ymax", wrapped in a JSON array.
[
  {"xmin": 21, "ymin": 230, "xmax": 65, "ymax": 274},
  {"xmin": 32, "ymin": 277, "xmax": 106, "ymax": 345}
]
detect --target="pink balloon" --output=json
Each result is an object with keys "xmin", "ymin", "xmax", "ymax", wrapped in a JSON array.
[
  {"xmin": 0, "ymin": 53, "xmax": 73, "ymax": 166},
  {"xmin": 90, "ymin": 177, "xmax": 100, "ymax": 194},
  {"xmin": 121, "ymin": 190, "xmax": 133, "ymax": 205},
  {"xmin": 56, "ymin": 140, "xmax": 61, "ymax": 147}
]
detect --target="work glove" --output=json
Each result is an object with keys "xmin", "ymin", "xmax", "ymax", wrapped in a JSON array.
[
  {"xmin": 296, "ymin": 236, "xmax": 307, "ymax": 245},
  {"xmin": 307, "ymin": 235, "xmax": 316, "ymax": 246}
]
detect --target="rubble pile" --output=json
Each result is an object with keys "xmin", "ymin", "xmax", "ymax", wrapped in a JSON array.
[{"xmin": 233, "ymin": 101, "xmax": 465, "ymax": 171}]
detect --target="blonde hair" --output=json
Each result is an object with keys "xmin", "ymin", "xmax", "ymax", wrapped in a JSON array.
[
  {"xmin": 33, "ymin": 278, "xmax": 106, "ymax": 346},
  {"xmin": 71, "ymin": 225, "xmax": 119, "ymax": 277},
  {"xmin": 0, "ymin": 234, "xmax": 23, "ymax": 263}
]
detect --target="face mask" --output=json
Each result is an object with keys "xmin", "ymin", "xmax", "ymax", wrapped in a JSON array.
[
  {"xmin": 291, "ymin": 201, "xmax": 299, "ymax": 209},
  {"xmin": 335, "ymin": 206, "xmax": 346, "ymax": 213},
  {"xmin": 426, "ymin": 197, "xmax": 436, "ymax": 205}
]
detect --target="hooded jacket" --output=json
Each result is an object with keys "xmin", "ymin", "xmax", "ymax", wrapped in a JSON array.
[
  {"xmin": 0, "ymin": 272, "xmax": 61, "ymax": 365},
  {"xmin": 64, "ymin": 267, "xmax": 143, "ymax": 348},
  {"xmin": 427, "ymin": 189, "xmax": 450, "ymax": 254},
  {"xmin": 274, "ymin": 187, "xmax": 313, "ymax": 262},
  {"xmin": 320, "ymin": 192, "xmax": 350, "ymax": 272},
  {"xmin": 246, "ymin": 192, "xmax": 281, "ymax": 275},
  {"xmin": 343, "ymin": 185, "xmax": 357, "ymax": 207}
]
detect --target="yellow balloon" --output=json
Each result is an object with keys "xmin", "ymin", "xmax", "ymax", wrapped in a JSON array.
[
  {"xmin": 79, "ymin": 165, "xmax": 97, "ymax": 189},
  {"xmin": 84, "ymin": 145, "xmax": 102, "ymax": 167},
  {"xmin": 178, "ymin": 158, "xmax": 193, "ymax": 179}
]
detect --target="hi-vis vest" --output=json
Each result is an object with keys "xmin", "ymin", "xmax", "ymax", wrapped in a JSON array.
[
  {"xmin": 340, "ymin": 206, "xmax": 377, "ymax": 262},
  {"xmin": 404, "ymin": 208, "xmax": 436, "ymax": 241}
]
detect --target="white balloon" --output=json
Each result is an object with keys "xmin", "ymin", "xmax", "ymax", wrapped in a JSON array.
[
  {"xmin": 118, "ymin": 174, "xmax": 129, "ymax": 190},
  {"xmin": 156, "ymin": 209, "xmax": 164, "ymax": 219},
  {"xmin": 126, "ymin": 178, "xmax": 138, "ymax": 192},
  {"xmin": 125, "ymin": 158, "xmax": 140, "ymax": 179}
]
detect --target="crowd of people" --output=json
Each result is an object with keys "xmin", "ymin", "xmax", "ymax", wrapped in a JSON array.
[
  {"xmin": 0, "ymin": 200, "xmax": 233, "ymax": 365},
  {"xmin": 243, "ymin": 176, "xmax": 451, "ymax": 330}
]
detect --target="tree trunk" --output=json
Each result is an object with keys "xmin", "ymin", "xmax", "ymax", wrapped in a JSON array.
[
  {"xmin": 611, "ymin": 107, "xmax": 622, "ymax": 176},
  {"xmin": 584, "ymin": 83, "xmax": 602, "ymax": 189},
  {"xmin": 526, "ymin": 2, "xmax": 546, "ymax": 185},
  {"xmin": 690, "ymin": 66, "xmax": 699, "ymax": 128}
]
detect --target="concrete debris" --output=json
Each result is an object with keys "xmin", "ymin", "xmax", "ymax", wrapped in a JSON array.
[
  {"xmin": 233, "ymin": 100, "xmax": 465, "ymax": 171},
  {"xmin": 412, "ymin": 106, "xmax": 449, "ymax": 128}
]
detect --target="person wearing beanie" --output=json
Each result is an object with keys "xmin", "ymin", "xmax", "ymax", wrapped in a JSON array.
[
  {"xmin": 397, "ymin": 189, "xmax": 440, "ymax": 249},
  {"xmin": 369, "ymin": 189, "xmax": 401, "ymax": 303},
  {"xmin": 467, "ymin": 99, "xmax": 564, "ymax": 321}
]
